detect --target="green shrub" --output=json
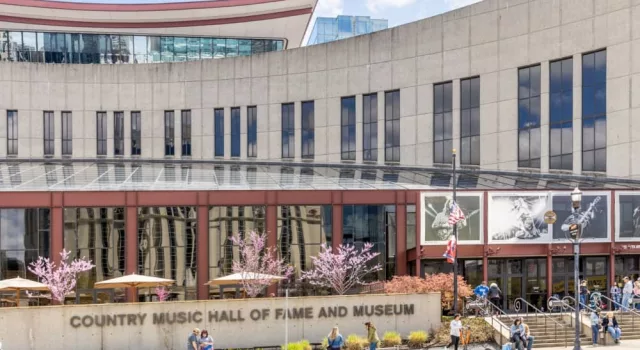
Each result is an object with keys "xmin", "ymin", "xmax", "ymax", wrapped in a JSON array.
[
  {"xmin": 281, "ymin": 340, "xmax": 312, "ymax": 350},
  {"xmin": 380, "ymin": 331, "xmax": 402, "ymax": 347},
  {"xmin": 407, "ymin": 331, "xmax": 429, "ymax": 348},
  {"xmin": 345, "ymin": 334, "xmax": 368, "ymax": 350}
]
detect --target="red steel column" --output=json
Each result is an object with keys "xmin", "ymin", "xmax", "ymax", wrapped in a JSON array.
[
  {"xmin": 125, "ymin": 205, "xmax": 138, "ymax": 302},
  {"xmin": 197, "ymin": 204, "xmax": 209, "ymax": 300},
  {"xmin": 332, "ymin": 191, "xmax": 343, "ymax": 252},
  {"xmin": 396, "ymin": 203, "xmax": 407, "ymax": 275},
  {"xmin": 610, "ymin": 193, "xmax": 616, "ymax": 289},
  {"xmin": 50, "ymin": 206, "xmax": 64, "ymax": 266},
  {"xmin": 415, "ymin": 192, "xmax": 421, "ymax": 277},
  {"xmin": 482, "ymin": 192, "xmax": 489, "ymax": 282},
  {"xmin": 267, "ymin": 204, "xmax": 278, "ymax": 296},
  {"xmin": 547, "ymin": 254, "xmax": 553, "ymax": 299}
]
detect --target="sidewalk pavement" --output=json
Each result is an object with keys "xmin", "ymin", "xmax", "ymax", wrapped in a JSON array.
[{"xmin": 537, "ymin": 339, "xmax": 640, "ymax": 350}]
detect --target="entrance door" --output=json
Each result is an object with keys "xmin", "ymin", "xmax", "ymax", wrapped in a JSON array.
[
  {"xmin": 488, "ymin": 259, "xmax": 524, "ymax": 312},
  {"xmin": 524, "ymin": 258, "xmax": 547, "ymax": 310}
]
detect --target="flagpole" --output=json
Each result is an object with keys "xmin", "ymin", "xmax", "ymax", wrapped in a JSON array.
[{"xmin": 452, "ymin": 148, "xmax": 458, "ymax": 314}]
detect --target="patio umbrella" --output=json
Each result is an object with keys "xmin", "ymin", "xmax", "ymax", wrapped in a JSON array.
[
  {"xmin": 205, "ymin": 272, "xmax": 285, "ymax": 286},
  {"xmin": 94, "ymin": 273, "xmax": 174, "ymax": 302},
  {"xmin": 0, "ymin": 277, "xmax": 50, "ymax": 306}
]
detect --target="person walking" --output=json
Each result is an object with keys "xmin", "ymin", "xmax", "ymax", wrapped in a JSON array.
[
  {"xmin": 488, "ymin": 283, "xmax": 502, "ymax": 315},
  {"xmin": 509, "ymin": 318, "xmax": 525, "ymax": 350},
  {"xmin": 590, "ymin": 309, "xmax": 601, "ymax": 347},
  {"xmin": 610, "ymin": 283, "xmax": 621, "ymax": 311},
  {"xmin": 519, "ymin": 317, "xmax": 534, "ymax": 350},
  {"xmin": 473, "ymin": 281, "xmax": 489, "ymax": 315},
  {"xmin": 364, "ymin": 322, "xmax": 379, "ymax": 350},
  {"xmin": 187, "ymin": 328, "xmax": 200, "ymax": 350},
  {"xmin": 199, "ymin": 330, "xmax": 214, "ymax": 350},
  {"xmin": 622, "ymin": 276, "xmax": 633, "ymax": 312},
  {"xmin": 445, "ymin": 314, "xmax": 463, "ymax": 350},
  {"xmin": 326, "ymin": 326, "xmax": 344, "ymax": 350},
  {"xmin": 601, "ymin": 312, "xmax": 621, "ymax": 344}
]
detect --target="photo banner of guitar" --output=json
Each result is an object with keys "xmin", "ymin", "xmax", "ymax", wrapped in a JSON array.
[
  {"xmin": 552, "ymin": 192, "xmax": 610, "ymax": 240},
  {"xmin": 421, "ymin": 192, "xmax": 483, "ymax": 244},
  {"xmin": 488, "ymin": 193, "xmax": 551, "ymax": 243}
]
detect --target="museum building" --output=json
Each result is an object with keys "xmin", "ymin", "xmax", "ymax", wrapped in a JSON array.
[{"xmin": 1, "ymin": 0, "xmax": 640, "ymax": 311}]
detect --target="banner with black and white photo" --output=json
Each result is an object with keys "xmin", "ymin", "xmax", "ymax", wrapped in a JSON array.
[
  {"xmin": 488, "ymin": 193, "xmax": 552, "ymax": 243},
  {"xmin": 420, "ymin": 192, "xmax": 483, "ymax": 245},
  {"xmin": 551, "ymin": 192, "xmax": 610, "ymax": 241},
  {"xmin": 616, "ymin": 192, "xmax": 640, "ymax": 241}
]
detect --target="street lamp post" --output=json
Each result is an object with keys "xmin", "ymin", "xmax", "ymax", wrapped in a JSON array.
[{"xmin": 570, "ymin": 187, "xmax": 583, "ymax": 350}]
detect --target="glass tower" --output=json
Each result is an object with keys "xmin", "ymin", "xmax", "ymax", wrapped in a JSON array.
[{"xmin": 307, "ymin": 15, "xmax": 388, "ymax": 46}]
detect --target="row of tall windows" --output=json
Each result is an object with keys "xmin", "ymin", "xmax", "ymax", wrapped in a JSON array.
[{"xmin": 519, "ymin": 49, "xmax": 607, "ymax": 172}]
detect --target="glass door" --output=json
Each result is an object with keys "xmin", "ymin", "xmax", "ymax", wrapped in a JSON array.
[
  {"xmin": 488, "ymin": 259, "xmax": 524, "ymax": 312},
  {"xmin": 525, "ymin": 258, "xmax": 547, "ymax": 310},
  {"xmin": 584, "ymin": 256, "xmax": 608, "ymax": 296}
]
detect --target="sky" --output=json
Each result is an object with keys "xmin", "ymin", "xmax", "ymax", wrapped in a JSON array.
[{"xmin": 51, "ymin": 0, "xmax": 483, "ymax": 44}]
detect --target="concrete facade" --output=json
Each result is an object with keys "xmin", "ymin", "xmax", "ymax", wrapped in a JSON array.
[
  {"xmin": 0, "ymin": 0, "xmax": 638, "ymax": 178},
  {"xmin": 0, "ymin": 293, "xmax": 440, "ymax": 350}
]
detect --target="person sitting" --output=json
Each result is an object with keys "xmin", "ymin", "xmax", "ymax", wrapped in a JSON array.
[
  {"xmin": 601, "ymin": 312, "xmax": 621, "ymax": 344},
  {"xmin": 510, "ymin": 319, "xmax": 525, "ymax": 350},
  {"xmin": 519, "ymin": 317, "xmax": 534, "ymax": 350}
]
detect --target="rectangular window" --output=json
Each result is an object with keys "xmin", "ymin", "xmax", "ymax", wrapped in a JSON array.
[
  {"xmin": 62, "ymin": 111, "xmax": 72, "ymax": 156},
  {"xmin": 181, "ymin": 110, "xmax": 191, "ymax": 157},
  {"xmin": 341, "ymin": 96, "xmax": 356, "ymax": 160},
  {"xmin": 230, "ymin": 107, "xmax": 240, "ymax": 157},
  {"xmin": 114, "ymin": 111, "xmax": 124, "ymax": 156},
  {"xmin": 281, "ymin": 103, "xmax": 295, "ymax": 159},
  {"xmin": 363, "ymin": 93, "xmax": 378, "ymax": 162},
  {"xmin": 6, "ymin": 111, "xmax": 18, "ymax": 155},
  {"xmin": 164, "ymin": 110, "xmax": 175, "ymax": 156},
  {"xmin": 247, "ymin": 106, "xmax": 257, "ymax": 158},
  {"xmin": 434, "ymin": 82, "xmax": 453, "ymax": 164},
  {"xmin": 582, "ymin": 50, "xmax": 607, "ymax": 172},
  {"xmin": 385, "ymin": 90, "xmax": 401, "ymax": 163},
  {"xmin": 301, "ymin": 101, "xmax": 315, "ymax": 159},
  {"xmin": 131, "ymin": 111, "xmax": 141, "ymax": 156},
  {"xmin": 43, "ymin": 111, "xmax": 55, "ymax": 156},
  {"xmin": 549, "ymin": 57, "xmax": 573, "ymax": 170},
  {"xmin": 460, "ymin": 78, "xmax": 480, "ymax": 165},
  {"xmin": 518, "ymin": 65, "xmax": 541, "ymax": 168},
  {"xmin": 96, "ymin": 111, "xmax": 107, "ymax": 156},
  {"xmin": 214, "ymin": 108, "xmax": 224, "ymax": 157}
]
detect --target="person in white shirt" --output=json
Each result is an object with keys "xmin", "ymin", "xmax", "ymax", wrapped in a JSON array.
[
  {"xmin": 622, "ymin": 276, "xmax": 634, "ymax": 312},
  {"xmin": 445, "ymin": 314, "xmax": 463, "ymax": 350}
]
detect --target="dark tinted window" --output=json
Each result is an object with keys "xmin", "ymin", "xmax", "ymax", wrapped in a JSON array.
[
  {"xmin": 281, "ymin": 103, "xmax": 295, "ymax": 159},
  {"xmin": 582, "ymin": 50, "xmax": 606, "ymax": 172},
  {"xmin": 164, "ymin": 111, "xmax": 174, "ymax": 156},
  {"xmin": 434, "ymin": 82, "xmax": 453, "ymax": 164},
  {"xmin": 385, "ymin": 90, "xmax": 400, "ymax": 163},
  {"xmin": 131, "ymin": 112, "xmax": 141, "ymax": 156},
  {"xmin": 114, "ymin": 111, "xmax": 124, "ymax": 156},
  {"xmin": 549, "ymin": 58, "xmax": 573, "ymax": 170},
  {"xmin": 247, "ymin": 106, "xmax": 257, "ymax": 158},
  {"xmin": 518, "ymin": 65, "xmax": 541, "ymax": 168},
  {"xmin": 341, "ymin": 97, "xmax": 356, "ymax": 160},
  {"xmin": 230, "ymin": 107, "xmax": 240, "ymax": 157},
  {"xmin": 43, "ymin": 111, "xmax": 54, "ymax": 156},
  {"xmin": 460, "ymin": 78, "xmax": 480, "ymax": 165},
  {"xmin": 363, "ymin": 93, "xmax": 378, "ymax": 162},
  {"xmin": 181, "ymin": 110, "xmax": 191, "ymax": 157},
  {"xmin": 96, "ymin": 112, "xmax": 107, "ymax": 156},
  {"xmin": 214, "ymin": 109, "xmax": 224, "ymax": 157},
  {"xmin": 301, "ymin": 101, "xmax": 315, "ymax": 159}
]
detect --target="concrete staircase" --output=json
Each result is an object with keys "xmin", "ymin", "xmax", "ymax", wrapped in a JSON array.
[
  {"xmin": 500, "ymin": 314, "xmax": 589, "ymax": 348},
  {"xmin": 612, "ymin": 313, "xmax": 640, "ymax": 342}
]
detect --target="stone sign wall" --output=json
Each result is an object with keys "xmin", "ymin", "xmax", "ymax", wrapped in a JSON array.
[{"xmin": 0, "ymin": 293, "xmax": 440, "ymax": 349}]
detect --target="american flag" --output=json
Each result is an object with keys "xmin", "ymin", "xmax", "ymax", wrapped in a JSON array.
[
  {"xmin": 443, "ymin": 236, "xmax": 456, "ymax": 264},
  {"xmin": 448, "ymin": 201, "xmax": 466, "ymax": 226}
]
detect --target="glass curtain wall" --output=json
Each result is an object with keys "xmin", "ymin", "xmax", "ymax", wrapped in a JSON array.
[
  {"xmin": 342, "ymin": 205, "xmax": 396, "ymax": 283},
  {"xmin": 208, "ymin": 206, "xmax": 266, "ymax": 299},
  {"xmin": 277, "ymin": 205, "xmax": 332, "ymax": 296},
  {"xmin": 3, "ymin": 31, "xmax": 284, "ymax": 64},
  {"xmin": 137, "ymin": 207, "xmax": 197, "ymax": 301},
  {"xmin": 63, "ymin": 207, "xmax": 125, "ymax": 304}
]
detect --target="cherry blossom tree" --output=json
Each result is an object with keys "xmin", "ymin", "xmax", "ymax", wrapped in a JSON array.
[
  {"xmin": 154, "ymin": 286, "xmax": 170, "ymax": 302},
  {"xmin": 301, "ymin": 243, "xmax": 382, "ymax": 295},
  {"xmin": 230, "ymin": 231, "xmax": 293, "ymax": 298},
  {"xmin": 28, "ymin": 249, "xmax": 94, "ymax": 303}
]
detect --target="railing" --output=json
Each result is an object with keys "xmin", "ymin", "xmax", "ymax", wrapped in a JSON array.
[
  {"xmin": 514, "ymin": 297, "xmax": 568, "ymax": 348},
  {"xmin": 562, "ymin": 295, "xmax": 596, "ymax": 314},
  {"xmin": 547, "ymin": 296, "xmax": 576, "ymax": 326},
  {"xmin": 596, "ymin": 293, "xmax": 640, "ymax": 330},
  {"xmin": 483, "ymin": 299, "xmax": 515, "ymax": 347}
]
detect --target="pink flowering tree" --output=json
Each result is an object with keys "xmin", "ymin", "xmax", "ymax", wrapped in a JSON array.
[
  {"xmin": 154, "ymin": 286, "xmax": 170, "ymax": 302},
  {"xmin": 230, "ymin": 231, "xmax": 293, "ymax": 298},
  {"xmin": 301, "ymin": 243, "xmax": 382, "ymax": 295},
  {"xmin": 28, "ymin": 249, "xmax": 94, "ymax": 303}
]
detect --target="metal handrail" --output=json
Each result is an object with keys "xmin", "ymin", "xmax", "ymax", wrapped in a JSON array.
[
  {"xmin": 547, "ymin": 296, "xmax": 576, "ymax": 325},
  {"xmin": 463, "ymin": 296, "xmax": 513, "ymax": 347},
  {"xmin": 596, "ymin": 293, "xmax": 640, "ymax": 330},
  {"xmin": 514, "ymin": 297, "xmax": 568, "ymax": 348},
  {"xmin": 562, "ymin": 295, "xmax": 596, "ymax": 313}
]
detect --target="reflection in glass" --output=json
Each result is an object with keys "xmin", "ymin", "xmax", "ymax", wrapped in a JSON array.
[
  {"xmin": 434, "ymin": 83, "xmax": 453, "ymax": 164},
  {"xmin": 138, "ymin": 207, "xmax": 197, "ymax": 301},
  {"xmin": 341, "ymin": 97, "xmax": 356, "ymax": 160},
  {"xmin": 363, "ymin": 93, "xmax": 378, "ymax": 162},
  {"xmin": 301, "ymin": 101, "xmax": 315, "ymax": 159},
  {"xmin": 63, "ymin": 207, "xmax": 124, "ymax": 304},
  {"xmin": 549, "ymin": 58, "xmax": 573, "ymax": 170},
  {"xmin": 281, "ymin": 103, "xmax": 295, "ymax": 159},
  {"xmin": 342, "ymin": 205, "xmax": 395, "ymax": 282},
  {"xmin": 582, "ymin": 50, "xmax": 607, "ymax": 172},
  {"xmin": 518, "ymin": 65, "xmax": 541, "ymax": 168},
  {"xmin": 618, "ymin": 195, "xmax": 640, "ymax": 239},
  {"xmin": 208, "ymin": 206, "xmax": 265, "ymax": 298},
  {"xmin": 385, "ymin": 90, "xmax": 401, "ymax": 163}
]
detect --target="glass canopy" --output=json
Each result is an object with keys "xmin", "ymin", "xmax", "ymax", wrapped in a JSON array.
[{"xmin": 0, "ymin": 161, "xmax": 638, "ymax": 192}]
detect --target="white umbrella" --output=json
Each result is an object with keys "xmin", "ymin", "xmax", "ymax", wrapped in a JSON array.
[
  {"xmin": 0, "ymin": 277, "xmax": 50, "ymax": 305},
  {"xmin": 205, "ymin": 272, "xmax": 285, "ymax": 286},
  {"xmin": 94, "ymin": 274, "xmax": 174, "ymax": 302}
]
